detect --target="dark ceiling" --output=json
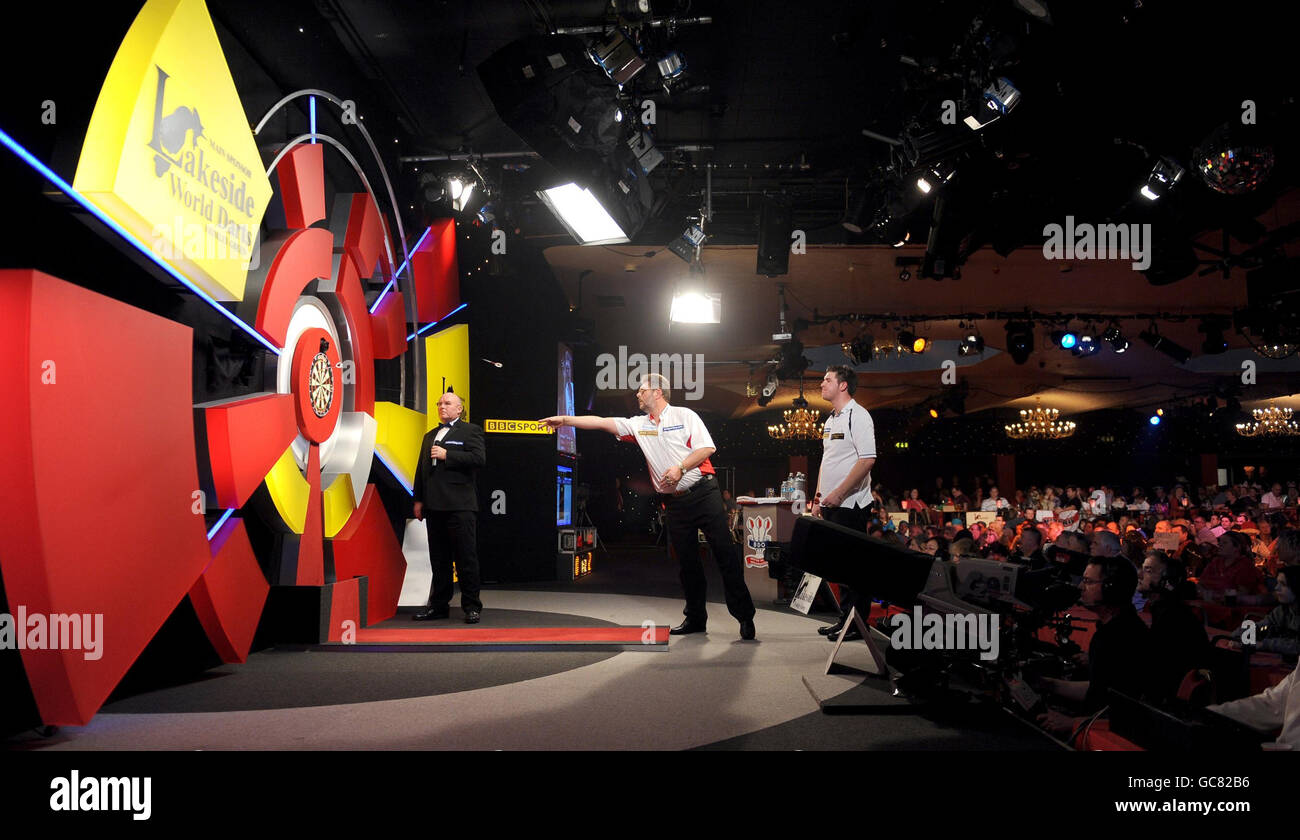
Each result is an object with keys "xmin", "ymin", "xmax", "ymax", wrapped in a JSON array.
[{"xmin": 6, "ymin": 0, "xmax": 1296, "ymax": 424}]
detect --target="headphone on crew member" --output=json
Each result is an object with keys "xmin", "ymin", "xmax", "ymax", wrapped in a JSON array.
[
  {"xmin": 1092, "ymin": 555, "xmax": 1139, "ymax": 608},
  {"xmin": 1143, "ymin": 549, "xmax": 1187, "ymax": 593}
]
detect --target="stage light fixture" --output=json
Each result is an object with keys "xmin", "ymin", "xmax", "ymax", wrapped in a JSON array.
[
  {"xmin": 656, "ymin": 51, "xmax": 689, "ymax": 93},
  {"xmin": 1102, "ymin": 323, "xmax": 1128, "ymax": 353},
  {"xmin": 1199, "ymin": 319, "xmax": 1228, "ymax": 355},
  {"xmin": 964, "ymin": 77, "xmax": 1021, "ymax": 130},
  {"xmin": 1149, "ymin": 413, "xmax": 1162, "ymax": 426},
  {"xmin": 1074, "ymin": 332, "xmax": 1099, "ymax": 356},
  {"xmin": 1139, "ymin": 326, "xmax": 1192, "ymax": 364},
  {"xmin": 1005, "ymin": 321, "xmax": 1034, "ymax": 364},
  {"xmin": 667, "ymin": 223, "xmax": 706, "ymax": 263},
  {"xmin": 1052, "ymin": 330, "xmax": 1078, "ymax": 350},
  {"xmin": 591, "ymin": 29, "xmax": 646, "ymax": 84},
  {"xmin": 537, "ymin": 182, "xmax": 630, "ymax": 245},
  {"xmin": 669, "ymin": 291, "xmax": 720, "ymax": 324},
  {"xmin": 958, "ymin": 332, "xmax": 984, "ymax": 356},
  {"xmin": 1139, "ymin": 156, "xmax": 1185, "ymax": 201},
  {"xmin": 899, "ymin": 330, "xmax": 928, "ymax": 354}
]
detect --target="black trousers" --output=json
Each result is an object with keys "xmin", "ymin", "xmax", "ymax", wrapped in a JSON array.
[
  {"xmin": 823, "ymin": 504, "xmax": 872, "ymax": 621},
  {"xmin": 662, "ymin": 479, "xmax": 756, "ymax": 624},
  {"xmin": 425, "ymin": 510, "xmax": 482, "ymax": 612}
]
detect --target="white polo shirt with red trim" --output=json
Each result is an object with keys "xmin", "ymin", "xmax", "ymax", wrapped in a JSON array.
[{"xmin": 614, "ymin": 403, "xmax": 716, "ymax": 494}]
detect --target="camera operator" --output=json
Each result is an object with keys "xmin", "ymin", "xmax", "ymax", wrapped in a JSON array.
[
  {"xmin": 1140, "ymin": 549, "xmax": 1210, "ymax": 703},
  {"xmin": 1036, "ymin": 556, "xmax": 1150, "ymax": 736}
]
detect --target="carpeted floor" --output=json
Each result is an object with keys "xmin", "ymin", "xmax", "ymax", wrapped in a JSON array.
[{"xmin": 5, "ymin": 542, "xmax": 1066, "ymax": 751}]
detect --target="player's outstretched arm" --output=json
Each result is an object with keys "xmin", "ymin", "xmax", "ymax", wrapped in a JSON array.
[{"xmin": 540, "ymin": 415, "xmax": 618, "ymax": 435}]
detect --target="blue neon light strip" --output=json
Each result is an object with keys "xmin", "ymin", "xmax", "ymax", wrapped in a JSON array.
[
  {"xmin": 0, "ymin": 126, "xmax": 282, "ymax": 356},
  {"xmin": 374, "ymin": 448, "xmax": 414, "ymax": 496},
  {"xmin": 206, "ymin": 508, "xmax": 236, "ymax": 540},
  {"xmin": 309, "ymin": 96, "xmax": 316, "ymax": 144},
  {"xmin": 370, "ymin": 225, "xmax": 432, "ymax": 314},
  {"xmin": 407, "ymin": 302, "xmax": 468, "ymax": 342}
]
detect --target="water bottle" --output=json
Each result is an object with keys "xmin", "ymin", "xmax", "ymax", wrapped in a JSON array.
[
  {"xmin": 795, "ymin": 472, "xmax": 806, "ymax": 498},
  {"xmin": 783, "ymin": 474, "xmax": 794, "ymax": 500}
]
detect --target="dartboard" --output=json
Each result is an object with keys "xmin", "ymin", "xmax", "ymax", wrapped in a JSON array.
[{"xmin": 309, "ymin": 352, "xmax": 334, "ymax": 417}]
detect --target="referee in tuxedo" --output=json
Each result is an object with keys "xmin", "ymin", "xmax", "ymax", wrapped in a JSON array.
[
  {"xmin": 542, "ymin": 373, "xmax": 756, "ymax": 640},
  {"xmin": 413, "ymin": 391, "xmax": 485, "ymax": 623}
]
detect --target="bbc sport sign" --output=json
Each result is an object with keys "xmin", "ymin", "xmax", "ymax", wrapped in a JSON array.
[{"xmin": 484, "ymin": 419, "xmax": 555, "ymax": 435}]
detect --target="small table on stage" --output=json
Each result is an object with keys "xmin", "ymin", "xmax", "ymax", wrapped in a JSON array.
[{"xmin": 737, "ymin": 497, "xmax": 799, "ymax": 569}]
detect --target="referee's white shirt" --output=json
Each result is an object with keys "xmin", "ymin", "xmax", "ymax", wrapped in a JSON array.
[
  {"xmin": 614, "ymin": 404, "xmax": 717, "ymax": 494},
  {"xmin": 818, "ymin": 400, "xmax": 876, "ymax": 509}
]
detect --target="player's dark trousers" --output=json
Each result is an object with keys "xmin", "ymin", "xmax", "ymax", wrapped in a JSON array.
[
  {"xmin": 662, "ymin": 478, "xmax": 756, "ymax": 624},
  {"xmin": 425, "ymin": 510, "xmax": 482, "ymax": 612},
  {"xmin": 824, "ymin": 504, "xmax": 872, "ymax": 621}
]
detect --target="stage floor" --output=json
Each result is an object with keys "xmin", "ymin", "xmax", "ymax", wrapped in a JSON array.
[{"xmin": 6, "ymin": 547, "xmax": 1058, "ymax": 751}]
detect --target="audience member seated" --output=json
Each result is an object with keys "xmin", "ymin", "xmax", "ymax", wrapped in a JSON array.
[
  {"xmin": 1091, "ymin": 529, "xmax": 1122, "ymax": 559},
  {"xmin": 1037, "ymin": 556, "xmax": 1150, "ymax": 736},
  {"xmin": 901, "ymin": 488, "xmax": 929, "ymax": 512},
  {"xmin": 1198, "ymin": 531, "xmax": 1267, "ymax": 603},
  {"xmin": 981, "ymin": 485, "xmax": 1010, "ymax": 512},
  {"xmin": 1140, "ymin": 550, "xmax": 1211, "ymax": 704},
  {"xmin": 1232, "ymin": 564, "xmax": 1300, "ymax": 656},
  {"xmin": 1015, "ymin": 525, "xmax": 1048, "ymax": 570}
]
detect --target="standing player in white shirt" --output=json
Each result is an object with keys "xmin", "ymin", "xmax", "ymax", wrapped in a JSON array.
[
  {"xmin": 811, "ymin": 365, "xmax": 877, "ymax": 640},
  {"xmin": 542, "ymin": 373, "xmax": 757, "ymax": 640}
]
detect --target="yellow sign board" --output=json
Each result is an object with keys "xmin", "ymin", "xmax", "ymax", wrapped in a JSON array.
[
  {"xmin": 484, "ymin": 419, "xmax": 555, "ymax": 435},
  {"xmin": 73, "ymin": 0, "xmax": 272, "ymax": 302}
]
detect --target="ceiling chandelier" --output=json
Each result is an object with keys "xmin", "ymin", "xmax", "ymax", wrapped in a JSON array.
[
  {"xmin": 1236, "ymin": 403, "xmax": 1300, "ymax": 437},
  {"xmin": 1004, "ymin": 397, "xmax": 1076, "ymax": 440},
  {"xmin": 768, "ymin": 380, "xmax": 823, "ymax": 440}
]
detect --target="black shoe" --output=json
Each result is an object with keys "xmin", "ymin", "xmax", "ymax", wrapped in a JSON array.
[
  {"xmin": 670, "ymin": 619, "xmax": 707, "ymax": 635},
  {"xmin": 817, "ymin": 620, "xmax": 845, "ymax": 636},
  {"xmin": 414, "ymin": 607, "xmax": 449, "ymax": 621},
  {"xmin": 739, "ymin": 619, "xmax": 756, "ymax": 641},
  {"xmin": 827, "ymin": 625, "xmax": 862, "ymax": 642},
  {"xmin": 464, "ymin": 610, "xmax": 481, "ymax": 624}
]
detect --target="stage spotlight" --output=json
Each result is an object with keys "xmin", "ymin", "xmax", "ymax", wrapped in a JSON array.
[
  {"xmin": 842, "ymin": 336, "xmax": 874, "ymax": 365},
  {"xmin": 537, "ymin": 182, "xmax": 630, "ymax": 245},
  {"xmin": 1149, "ymin": 413, "xmax": 1162, "ymax": 426},
  {"xmin": 929, "ymin": 407, "xmax": 940, "ymax": 419},
  {"xmin": 1013, "ymin": 0, "xmax": 1053, "ymax": 22},
  {"xmin": 667, "ymin": 223, "xmax": 706, "ymax": 263},
  {"xmin": 1005, "ymin": 321, "xmax": 1034, "ymax": 364},
  {"xmin": 958, "ymin": 333, "xmax": 984, "ymax": 356},
  {"xmin": 1102, "ymin": 323, "xmax": 1128, "ymax": 353},
  {"xmin": 1075, "ymin": 333, "xmax": 1099, "ymax": 356},
  {"xmin": 448, "ymin": 177, "xmax": 476, "ymax": 212},
  {"xmin": 964, "ymin": 77, "xmax": 1021, "ymax": 131},
  {"xmin": 1139, "ymin": 156, "xmax": 1186, "ymax": 201},
  {"xmin": 1199, "ymin": 319, "xmax": 1229, "ymax": 355},
  {"xmin": 669, "ymin": 291, "xmax": 720, "ymax": 324},
  {"xmin": 1139, "ymin": 326, "xmax": 1192, "ymax": 364},
  {"xmin": 656, "ymin": 51, "xmax": 689, "ymax": 93},
  {"xmin": 591, "ymin": 29, "xmax": 646, "ymax": 84},
  {"xmin": 916, "ymin": 160, "xmax": 957, "ymax": 194},
  {"xmin": 842, "ymin": 187, "xmax": 871, "ymax": 234},
  {"xmin": 899, "ymin": 330, "xmax": 928, "ymax": 354},
  {"xmin": 1052, "ymin": 330, "xmax": 1078, "ymax": 350}
]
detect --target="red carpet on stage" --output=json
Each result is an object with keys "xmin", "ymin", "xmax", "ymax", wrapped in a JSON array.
[{"xmin": 332, "ymin": 625, "xmax": 671, "ymax": 646}]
